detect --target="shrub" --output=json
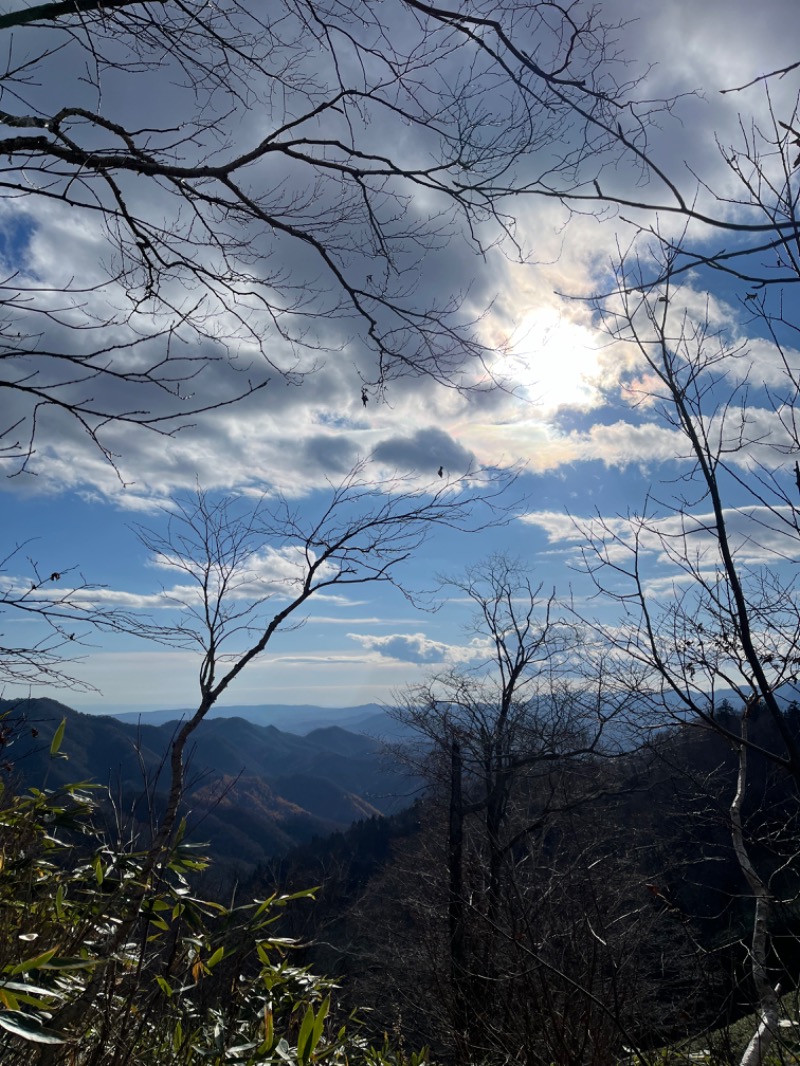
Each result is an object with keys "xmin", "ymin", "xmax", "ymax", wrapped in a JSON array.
[{"xmin": 0, "ymin": 762, "xmax": 429, "ymax": 1066}]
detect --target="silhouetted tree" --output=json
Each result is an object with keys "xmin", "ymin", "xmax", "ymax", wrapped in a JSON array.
[{"xmin": 363, "ymin": 557, "xmax": 666, "ymax": 1062}]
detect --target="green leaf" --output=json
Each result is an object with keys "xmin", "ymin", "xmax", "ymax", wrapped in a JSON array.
[
  {"xmin": 8, "ymin": 948, "xmax": 58, "ymax": 975},
  {"xmin": 297, "ymin": 1004, "xmax": 316, "ymax": 1064},
  {"xmin": 0, "ymin": 1010, "xmax": 65, "ymax": 1044},
  {"xmin": 177, "ymin": 858, "xmax": 207, "ymax": 871},
  {"xmin": 172, "ymin": 1018, "xmax": 183, "ymax": 1053},
  {"xmin": 92, "ymin": 856, "xmax": 104, "ymax": 886},
  {"xmin": 35, "ymin": 957, "xmax": 98, "ymax": 971},
  {"xmin": 0, "ymin": 988, "xmax": 19, "ymax": 1011},
  {"xmin": 155, "ymin": 976, "xmax": 173, "ymax": 997},
  {"xmin": 3, "ymin": 992, "xmax": 52, "ymax": 1009},
  {"xmin": 186, "ymin": 897, "xmax": 227, "ymax": 913},
  {"xmin": 206, "ymin": 946, "xmax": 225, "ymax": 970},
  {"xmin": 253, "ymin": 893, "xmax": 277, "ymax": 918},
  {"xmin": 256, "ymin": 943, "xmax": 272, "ymax": 966},
  {"xmin": 49, "ymin": 718, "xmax": 66, "ymax": 758},
  {"xmin": 279, "ymin": 887, "xmax": 318, "ymax": 904},
  {"xmin": 312, "ymin": 996, "xmax": 330, "ymax": 1050}
]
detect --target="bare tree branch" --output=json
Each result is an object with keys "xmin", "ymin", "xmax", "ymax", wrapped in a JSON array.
[{"xmin": 0, "ymin": 0, "xmax": 673, "ymax": 473}]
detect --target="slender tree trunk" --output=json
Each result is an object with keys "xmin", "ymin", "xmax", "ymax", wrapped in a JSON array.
[
  {"xmin": 483, "ymin": 763, "xmax": 509, "ymax": 1012},
  {"xmin": 448, "ymin": 739, "xmax": 469, "ymax": 1053},
  {"xmin": 730, "ymin": 715, "xmax": 780, "ymax": 1066}
]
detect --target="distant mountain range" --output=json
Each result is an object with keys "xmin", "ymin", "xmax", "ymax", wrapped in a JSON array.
[
  {"xmin": 0, "ymin": 698, "xmax": 421, "ymax": 873},
  {"xmin": 104, "ymin": 702, "xmax": 411, "ymax": 738}
]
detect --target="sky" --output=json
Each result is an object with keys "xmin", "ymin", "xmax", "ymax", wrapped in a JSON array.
[{"xmin": 2, "ymin": 0, "xmax": 800, "ymax": 714}]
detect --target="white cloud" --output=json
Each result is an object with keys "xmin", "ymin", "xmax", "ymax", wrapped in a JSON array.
[
  {"xmin": 348, "ymin": 630, "xmax": 488, "ymax": 665},
  {"xmin": 522, "ymin": 503, "xmax": 800, "ymax": 572}
]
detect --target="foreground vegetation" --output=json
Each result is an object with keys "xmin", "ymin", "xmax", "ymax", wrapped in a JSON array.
[
  {"xmin": 5, "ymin": 694, "xmax": 800, "ymax": 1066},
  {"xmin": 0, "ymin": 722, "xmax": 427, "ymax": 1066}
]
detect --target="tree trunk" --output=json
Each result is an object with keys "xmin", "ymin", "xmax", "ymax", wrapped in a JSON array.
[
  {"xmin": 448, "ymin": 739, "xmax": 469, "ymax": 1052},
  {"xmin": 731, "ymin": 715, "xmax": 780, "ymax": 1066}
]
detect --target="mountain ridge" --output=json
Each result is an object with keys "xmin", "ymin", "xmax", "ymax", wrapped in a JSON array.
[
  {"xmin": 0, "ymin": 697, "xmax": 417, "ymax": 871},
  {"xmin": 94, "ymin": 702, "xmax": 398, "ymax": 736}
]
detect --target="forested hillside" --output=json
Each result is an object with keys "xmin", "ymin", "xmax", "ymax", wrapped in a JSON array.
[
  {"xmin": 259, "ymin": 705, "xmax": 800, "ymax": 1062},
  {"xmin": 5, "ymin": 697, "xmax": 800, "ymax": 1063},
  {"xmin": 0, "ymin": 698, "xmax": 417, "ymax": 872}
]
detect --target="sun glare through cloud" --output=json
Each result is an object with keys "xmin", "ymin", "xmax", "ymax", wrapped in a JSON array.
[{"xmin": 493, "ymin": 307, "xmax": 605, "ymax": 413}]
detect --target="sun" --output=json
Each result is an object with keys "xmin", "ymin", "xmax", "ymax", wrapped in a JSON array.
[{"xmin": 493, "ymin": 307, "xmax": 606, "ymax": 412}]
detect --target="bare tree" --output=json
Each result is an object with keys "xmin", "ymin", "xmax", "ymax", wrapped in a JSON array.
[
  {"xmin": 585, "ymin": 253, "xmax": 800, "ymax": 778},
  {"xmin": 575, "ymin": 242, "xmax": 800, "ymax": 1062},
  {"xmin": 0, "ymin": 1, "xmax": 685, "ymax": 693},
  {"xmin": 132, "ymin": 467, "xmax": 515, "ymax": 851},
  {"xmin": 29, "ymin": 462, "xmax": 512, "ymax": 1058},
  {"xmin": 0, "ymin": 541, "xmax": 140, "ymax": 690},
  {"xmin": 545, "ymin": 56, "xmax": 800, "ymax": 314},
  {"xmin": 0, "ymin": 0, "xmax": 668, "ymax": 475},
  {"xmin": 380, "ymin": 556, "xmax": 642, "ymax": 1060},
  {"xmin": 524, "ymin": 80, "xmax": 800, "ymax": 1044}
]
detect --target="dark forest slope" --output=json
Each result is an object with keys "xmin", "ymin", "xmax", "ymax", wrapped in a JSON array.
[{"xmin": 0, "ymin": 697, "xmax": 418, "ymax": 870}]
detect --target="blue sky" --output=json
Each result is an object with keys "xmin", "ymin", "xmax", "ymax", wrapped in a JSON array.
[{"xmin": 2, "ymin": 1, "xmax": 799, "ymax": 714}]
